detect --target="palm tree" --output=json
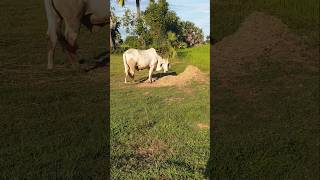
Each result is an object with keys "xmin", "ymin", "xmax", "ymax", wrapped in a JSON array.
[{"xmin": 117, "ymin": 0, "xmax": 141, "ymax": 19}]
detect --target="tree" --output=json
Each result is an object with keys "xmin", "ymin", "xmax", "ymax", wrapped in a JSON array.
[
  {"xmin": 181, "ymin": 21, "xmax": 204, "ymax": 47},
  {"xmin": 116, "ymin": 0, "xmax": 205, "ymax": 55},
  {"xmin": 110, "ymin": 8, "xmax": 122, "ymax": 50},
  {"xmin": 117, "ymin": 0, "xmax": 141, "ymax": 20}
]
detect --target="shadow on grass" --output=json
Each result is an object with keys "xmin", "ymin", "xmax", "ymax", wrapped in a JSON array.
[
  {"xmin": 84, "ymin": 52, "xmax": 110, "ymax": 72},
  {"xmin": 135, "ymin": 71, "xmax": 177, "ymax": 83}
]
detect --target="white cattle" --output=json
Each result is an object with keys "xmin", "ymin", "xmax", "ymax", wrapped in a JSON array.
[
  {"xmin": 123, "ymin": 48, "xmax": 170, "ymax": 83},
  {"xmin": 44, "ymin": 0, "xmax": 108, "ymax": 69}
]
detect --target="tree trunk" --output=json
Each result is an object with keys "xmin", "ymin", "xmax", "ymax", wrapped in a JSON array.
[{"xmin": 136, "ymin": 0, "xmax": 140, "ymax": 19}]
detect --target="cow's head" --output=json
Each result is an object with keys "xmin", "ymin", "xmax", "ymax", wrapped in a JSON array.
[
  {"xmin": 162, "ymin": 59, "xmax": 170, "ymax": 73},
  {"xmin": 157, "ymin": 58, "xmax": 170, "ymax": 73}
]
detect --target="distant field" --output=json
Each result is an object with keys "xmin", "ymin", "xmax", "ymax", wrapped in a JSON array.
[
  {"xmin": 212, "ymin": 0, "xmax": 319, "ymax": 46},
  {"xmin": 0, "ymin": 0, "xmax": 108, "ymax": 178},
  {"xmin": 110, "ymin": 46, "xmax": 210, "ymax": 179},
  {"xmin": 177, "ymin": 44, "xmax": 210, "ymax": 72}
]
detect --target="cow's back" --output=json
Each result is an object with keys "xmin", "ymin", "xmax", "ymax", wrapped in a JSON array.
[{"xmin": 124, "ymin": 48, "xmax": 158, "ymax": 68}]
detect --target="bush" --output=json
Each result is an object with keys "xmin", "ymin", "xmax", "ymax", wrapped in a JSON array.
[{"xmin": 124, "ymin": 36, "xmax": 139, "ymax": 49}]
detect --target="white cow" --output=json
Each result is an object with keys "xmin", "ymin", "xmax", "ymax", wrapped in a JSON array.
[
  {"xmin": 44, "ymin": 0, "xmax": 108, "ymax": 69},
  {"xmin": 123, "ymin": 48, "xmax": 170, "ymax": 83}
]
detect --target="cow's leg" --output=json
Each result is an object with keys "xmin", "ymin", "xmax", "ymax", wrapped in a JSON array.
[
  {"xmin": 47, "ymin": 30, "xmax": 58, "ymax": 69},
  {"xmin": 127, "ymin": 60, "xmax": 136, "ymax": 81},
  {"xmin": 124, "ymin": 65, "xmax": 129, "ymax": 83},
  {"xmin": 64, "ymin": 19, "xmax": 81, "ymax": 68},
  {"xmin": 148, "ymin": 66, "xmax": 155, "ymax": 83},
  {"xmin": 45, "ymin": 8, "xmax": 61, "ymax": 69}
]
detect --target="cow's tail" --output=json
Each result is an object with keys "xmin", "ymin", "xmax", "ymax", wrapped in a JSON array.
[{"xmin": 123, "ymin": 53, "xmax": 134, "ymax": 78}]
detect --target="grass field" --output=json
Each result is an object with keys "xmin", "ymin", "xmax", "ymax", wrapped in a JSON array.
[
  {"xmin": 0, "ymin": 0, "xmax": 109, "ymax": 178},
  {"xmin": 177, "ymin": 44, "xmax": 210, "ymax": 72},
  {"xmin": 110, "ymin": 45, "xmax": 210, "ymax": 179},
  {"xmin": 209, "ymin": 0, "xmax": 319, "ymax": 178}
]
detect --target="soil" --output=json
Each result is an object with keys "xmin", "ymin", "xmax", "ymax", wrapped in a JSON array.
[
  {"xmin": 197, "ymin": 123, "xmax": 210, "ymax": 129},
  {"xmin": 212, "ymin": 12, "xmax": 319, "ymax": 85},
  {"xmin": 137, "ymin": 65, "xmax": 209, "ymax": 88}
]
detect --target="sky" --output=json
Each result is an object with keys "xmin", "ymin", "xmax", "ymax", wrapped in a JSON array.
[{"xmin": 111, "ymin": 0, "xmax": 210, "ymax": 39}]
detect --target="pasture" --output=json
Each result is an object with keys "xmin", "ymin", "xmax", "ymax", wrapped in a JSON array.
[
  {"xmin": 0, "ymin": 0, "xmax": 108, "ymax": 178},
  {"xmin": 209, "ymin": 0, "xmax": 319, "ymax": 179},
  {"xmin": 110, "ymin": 45, "xmax": 210, "ymax": 179}
]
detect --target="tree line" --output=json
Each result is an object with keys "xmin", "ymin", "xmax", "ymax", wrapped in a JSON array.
[{"xmin": 111, "ymin": 0, "xmax": 207, "ymax": 58}]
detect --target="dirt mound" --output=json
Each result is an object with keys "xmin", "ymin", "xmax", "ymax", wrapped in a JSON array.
[
  {"xmin": 213, "ymin": 12, "xmax": 318, "ymax": 83},
  {"xmin": 197, "ymin": 123, "xmax": 209, "ymax": 130},
  {"xmin": 137, "ymin": 65, "xmax": 208, "ymax": 88}
]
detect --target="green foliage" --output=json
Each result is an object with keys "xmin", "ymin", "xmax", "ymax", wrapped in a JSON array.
[
  {"xmin": 181, "ymin": 21, "xmax": 204, "ymax": 47},
  {"xmin": 116, "ymin": 0, "xmax": 205, "ymax": 57},
  {"xmin": 121, "ymin": 9, "xmax": 135, "ymax": 35},
  {"xmin": 111, "ymin": 8, "xmax": 122, "ymax": 50},
  {"xmin": 124, "ymin": 36, "xmax": 139, "ymax": 48}
]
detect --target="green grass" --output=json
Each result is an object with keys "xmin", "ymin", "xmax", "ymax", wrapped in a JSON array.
[
  {"xmin": 209, "ymin": 0, "xmax": 319, "ymax": 178},
  {"xmin": 209, "ymin": 56, "xmax": 319, "ymax": 178},
  {"xmin": 212, "ymin": 0, "xmax": 319, "ymax": 47},
  {"xmin": 177, "ymin": 44, "xmax": 210, "ymax": 73},
  {"xmin": 0, "ymin": 0, "xmax": 109, "ymax": 178},
  {"xmin": 110, "ymin": 52, "xmax": 210, "ymax": 179}
]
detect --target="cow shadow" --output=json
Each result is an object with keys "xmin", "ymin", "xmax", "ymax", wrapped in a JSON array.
[
  {"xmin": 136, "ymin": 71, "xmax": 177, "ymax": 83},
  {"xmin": 82, "ymin": 51, "xmax": 110, "ymax": 72}
]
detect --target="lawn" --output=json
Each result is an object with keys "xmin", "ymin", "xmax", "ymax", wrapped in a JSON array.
[
  {"xmin": 0, "ymin": 0, "xmax": 109, "ymax": 178},
  {"xmin": 110, "ymin": 45, "xmax": 210, "ymax": 179}
]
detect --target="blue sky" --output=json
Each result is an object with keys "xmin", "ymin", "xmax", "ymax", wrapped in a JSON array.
[{"xmin": 111, "ymin": 0, "xmax": 210, "ymax": 38}]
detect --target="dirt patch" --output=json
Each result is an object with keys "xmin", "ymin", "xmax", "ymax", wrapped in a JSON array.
[
  {"xmin": 212, "ymin": 12, "xmax": 319, "ymax": 85},
  {"xmin": 136, "ymin": 139, "xmax": 170, "ymax": 159},
  {"xmin": 197, "ymin": 123, "xmax": 210, "ymax": 129},
  {"xmin": 137, "ymin": 65, "xmax": 209, "ymax": 88},
  {"xmin": 166, "ymin": 97, "xmax": 184, "ymax": 104}
]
